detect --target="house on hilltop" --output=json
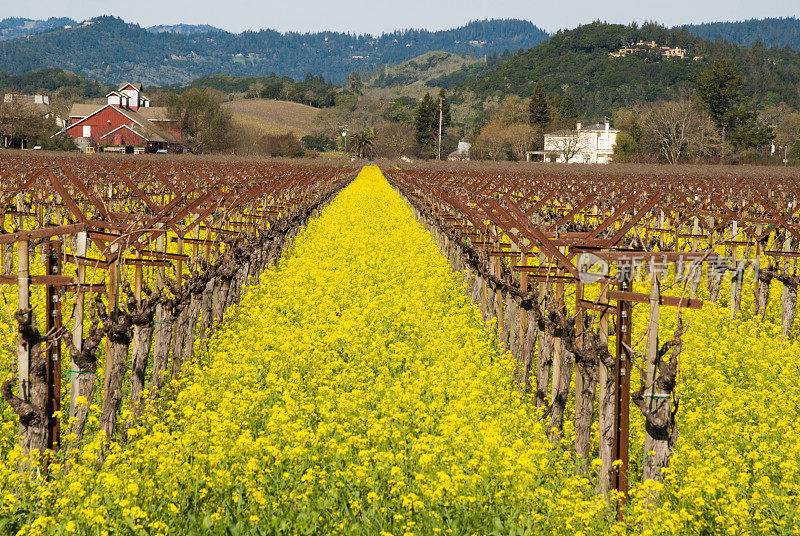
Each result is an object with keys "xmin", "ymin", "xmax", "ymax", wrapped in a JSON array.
[{"xmin": 59, "ymin": 83, "xmax": 183, "ymax": 153}]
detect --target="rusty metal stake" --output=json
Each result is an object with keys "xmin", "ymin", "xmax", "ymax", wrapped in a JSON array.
[{"xmin": 614, "ymin": 274, "xmax": 632, "ymax": 519}]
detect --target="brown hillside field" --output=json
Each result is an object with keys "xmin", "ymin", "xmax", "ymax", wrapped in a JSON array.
[{"xmin": 222, "ymin": 99, "xmax": 321, "ymax": 138}]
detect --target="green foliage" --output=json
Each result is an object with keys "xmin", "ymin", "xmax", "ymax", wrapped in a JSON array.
[
  {"xmin": 558, "ymin": 92, "xmax": 578, "ymax": 120},
  {"xmin": 694, "ymin": 60, "xmax": 773, "ymax": 150},
  {"xmin": 613, "ymin": 131, "xmax": 639, "ymax": 157},
  {"xmin": 694, "ymin": 60, "xmax": 744, "ymax": 125},
  {"xmin": 683, "ymin": 17, "xmax": 800, "ymax": 50},
  {"xmin": 334, "ymin": 94, "xmax": 358, "ymax": 111},
  {"xmin": 415, "ymin": 92, "xmax": 436, "ymax": 151},
  {"xmin": 427, "ymin": 50, "xmax": 512, "ymax": 89},
  {"xmin": 351, "ymin": 129, "xmax": 376, "ymax": 158},
  {"xmin": 370, "ymin": 52, "xmax": 481, "ymax": 89},
  {"xmin": 185, "ymin": 73, "xmax": 336, "ymax": 108},
  {"xmin": 414, "ymin": 91, "xmax": 451, "ymax": 158},
  {"xmin": 168, "ymin": 88, "xmax": 233, "ymax": 154},
  {"xmin": 347, "ymin": 72, "xmax": 363, "ymax": 96},
  {"xmin": 381, "ymin": 97, "xmax": 417, "ymax": 124},
  {"xmin": 457, "ymin": 21, "xmax": 800, "ymax": 118},
  {"xmin": 0, "ymin": 17, "xmax": 548, "ymax": 86},
  {"xmin": 528, "ymin": 82, "xmax": 549, "ymax": 126},
  {"xmin": 34, "ymin": 132, "xmax": 77, "ymax": 151},
  {"xmin": 0, "ymin": 17, "xmax": 76, "ymax": 40},
  {"xmin": 300, "ymin": 133, "xmax": 335, "ymax": 152},
  {"xmin": 0, "ymin": 68, "xmax": 107, "ymax": 98},
  {"xmin": 789, "ymin": 140, "xmax": 800, "ymax": 160}
]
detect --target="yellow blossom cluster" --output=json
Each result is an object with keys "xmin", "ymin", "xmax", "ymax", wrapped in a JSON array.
[{"xmin": 0, "ymin": 166, "xmax": 797, "ymax": 534}]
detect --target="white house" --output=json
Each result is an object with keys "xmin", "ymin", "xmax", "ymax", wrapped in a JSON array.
[{"xmin": 530, "ymin": 122, "xmax": 619, "ymax": 164}]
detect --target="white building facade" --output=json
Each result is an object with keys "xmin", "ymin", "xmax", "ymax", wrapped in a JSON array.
[{"xmin": 536, "ymin": 122, "xmax": 619, "ymax": 164}]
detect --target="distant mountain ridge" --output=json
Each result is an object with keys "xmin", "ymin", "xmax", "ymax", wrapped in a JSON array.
[
  {"xmin": 0, "ymin": 16, "xmax": 548, "ymax": 86},
  {"xmin": 147, "ymin": 24, "xmax": 223, "ymax": 35},
  {"xmin": 683, "ymin": 17, "xmax": 800, "ymax": 50},
  {"xmin": 0, "ymin": 17, "xmax": 76, "ymax": 40}
]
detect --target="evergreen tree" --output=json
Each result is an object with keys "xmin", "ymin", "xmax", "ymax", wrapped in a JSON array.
[
  {"xmin": 529, "ymin": 81, "xmax": 550, "ymax": 126},
  {"xmin": 414, "ymin": 91, "xmax": 452, "ymax": 158},
  {"xmin": 414, "ymin": 92, "xmax": 436, "ymax": 148},
  {"xmin": 558, "ymin": 92, "xmax": 578, "ymax": 121},
  {"xmin": 695, "ymin": 60, "xmax": 772, "ymax": 150},
  {"xmin": 694, "ymin": 60, "xmax": 744, "ymax": 127}
]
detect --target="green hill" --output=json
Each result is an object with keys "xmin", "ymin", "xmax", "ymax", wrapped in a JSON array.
[
  {"xmin": 0, "ymin": 16, "xmax": 548, "ymax": 86},
  {"xmin": 369, "ymin": 51, "xmax": 482, "ymax": 88},
  {"xmin": 455, "ymin": 22, "xmax": 800, "ymax": 118},
  {"xmin": 0, "ymin": 68, "xmax": 108, "ymax": 97},
  {"xmin": 683, "ymin": 17, "xmax": 800, "ymax": 50}
]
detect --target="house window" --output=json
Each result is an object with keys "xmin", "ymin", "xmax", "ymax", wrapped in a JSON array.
[{"xmin": 82, "ymin": 125, "xmax": 92, "ymax": 138}]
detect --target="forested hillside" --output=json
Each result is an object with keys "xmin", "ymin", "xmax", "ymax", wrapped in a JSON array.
[
  {"xmin": 684, "ymin": 17, "xmax": 800, "ymax": 50},
  {"xmin": 0, "ymin": 16, "xmax": 548, "ymax": 86},
  {"xmin": 183, "ymin": 73, "xmax": 338, "ymax": 107},
  {"xmin": 0, "ymin": 17, "xmax": 75, "ymax": 40},
  {"xmin": 0, "ymin": 68, "xmax": 108, "ymax": 98},
  {"xmin": 457, "ymin": 22, "xmax": 800, "ymax": 118}
]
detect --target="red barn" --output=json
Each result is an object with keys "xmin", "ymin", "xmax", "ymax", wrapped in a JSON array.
[{"xmin": 62, "ymin": 83, "xmax": 184, "ymax": 153}]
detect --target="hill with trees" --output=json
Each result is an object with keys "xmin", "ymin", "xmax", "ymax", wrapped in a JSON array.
[
  {"xmin": 455, "ymin": 22, "xmax": 800, "ymax": 119},
  {"xmin": 0, "ymin": 68, "xmax": 108, "ymax": 98},
  {"xmin": 0, "ymin": 16, "xmax": 548, "ymax": 86},
  {"xmin": 180, "ymin": 73, "xmax": 338, "ymax": 108},
  {"xmin": 0, "ymin": 17, "xmax": 75, "ymax": 40},
  {"xmin": 146, "ymin": 24, "xmax": 223, "ymax": 35},
  {"xmin": 683, "ymin": 17, "xmax": 800, "ymax": 50}
]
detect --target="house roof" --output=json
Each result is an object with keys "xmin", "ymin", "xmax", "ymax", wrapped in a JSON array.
[
  {"xmin": 119, "ymin": 82, "xmax": 143, "ymax": 92},
  {"xmin": 545, "ymin": 124, "xmax": 620, "ymax": 136},
  {"xmin": 69, "ymin": 103, "xmax": 104, "ymax": 117},
  {"xmin": 99, "ymin": 124, "xmax": 147, "ymax": 142}
]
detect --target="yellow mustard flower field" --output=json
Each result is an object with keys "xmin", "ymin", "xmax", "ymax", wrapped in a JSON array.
[{"xmin": 0, "ymin": 166, "xmax": 798, "ymax": 535}]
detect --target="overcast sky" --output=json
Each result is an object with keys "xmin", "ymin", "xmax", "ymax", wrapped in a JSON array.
[{"xmin": 2, "ymin": 0, "xmax": 799, "ymax": 35}]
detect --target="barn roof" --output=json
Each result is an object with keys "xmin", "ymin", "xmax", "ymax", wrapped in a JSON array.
[
  {"xmin": 64, "ymin": 104, "xmax": 180, "ymax": 144},
  {"xmin": 69, "ymin": 103, "xmax": 171, "ymax": 121},
  {"xmin": 119, "ymin": 82, "xmax": 143, "ymax": 91}
]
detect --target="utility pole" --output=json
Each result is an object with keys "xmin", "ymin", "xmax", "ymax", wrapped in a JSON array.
[{"xmin": 438, "ymin": 98, "xmax": 443, "ymax": 160}]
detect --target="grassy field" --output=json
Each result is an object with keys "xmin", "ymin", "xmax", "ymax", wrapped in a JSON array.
[{"xmin": 222, "ymin": 98, "xmax": 321, "ymax": 138}]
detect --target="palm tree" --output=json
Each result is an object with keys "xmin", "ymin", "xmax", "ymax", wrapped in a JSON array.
[{"xmin": 351, "ymin": 129, "xmax": 376, "ymax": 159}]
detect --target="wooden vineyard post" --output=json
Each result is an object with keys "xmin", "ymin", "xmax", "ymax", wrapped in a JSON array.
[
  {"xmin": 17, "ymin": 236, "xmax": 30, "ymax": 409},
  {"xmin": 573, "ymin": 279, "xmax": 591, "ymax": 468},
  {"xmin": 177, "ymin": 236, "xmax": 184, "ymax": 283},
  {"xmin": 643, "ymin": 271, "xmax": 661, "ymax": 482},
  {"xmin": 45, "ymin": 240, "xmax": 63, "ymax": 451},
  {"xmin": 104, "ymin": 243, "xmax": 120, "ymax": 396},
  {"xmin": 614, "ymin": 274, "xmax": 632, "ymax": 516},
  {"xmin": 597, "ymin": 281, "xmax": 613, "ymax": 495},
  {"xmin": 69, "ymin": 231, "xmax": 87, "ymax": 418},
  {"xmin": 134, "ymin": 251, "xmax": 143, "ymax": 303},
  {"xmin": 781, "ymin": 229, "xmax": 796, "ymax": 339}
]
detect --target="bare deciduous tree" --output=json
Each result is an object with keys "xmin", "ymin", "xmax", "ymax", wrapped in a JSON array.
[
  {"xmin": 547, "ymin": 129, "xmax": 587, "ymax": 163},
  {"xmin": 643, "ymin": 99, "xmax": 719, "ymax": 164},
  {"xmin": 374, "ymin": 123, "xmax": 415, "ymax": 158}
]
